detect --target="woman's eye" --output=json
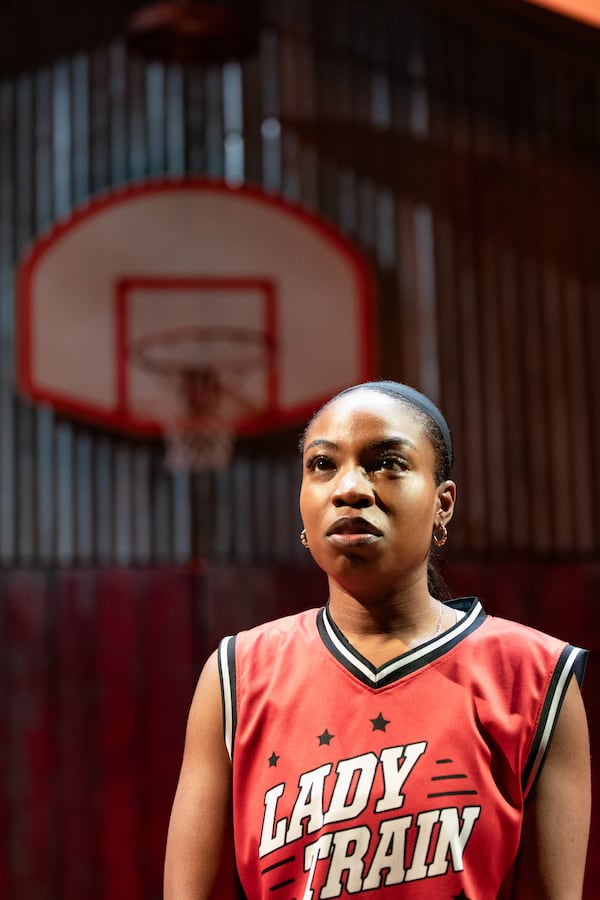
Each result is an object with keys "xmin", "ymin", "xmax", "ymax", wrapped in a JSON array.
[
  {"xmin": 306, "ymin": 455, "xmax": 335, "ymax": 472},
  {"xmin": 376, "ymin": 456, "xmax": 407, "ymax": 472}
]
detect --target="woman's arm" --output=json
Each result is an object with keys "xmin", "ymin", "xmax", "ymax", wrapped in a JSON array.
[
  {"xmin": 514, "ymin": 676, "xmax": 591, "ymax": 899},
  {"xmin": 164, "ymin": 649, "xmax": 237, "ymax": 900}
]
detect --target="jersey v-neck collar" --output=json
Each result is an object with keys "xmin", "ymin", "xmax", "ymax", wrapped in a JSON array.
[{"xmin": 316, "ymin": 597, "xmax": 486, "ymax": 688}]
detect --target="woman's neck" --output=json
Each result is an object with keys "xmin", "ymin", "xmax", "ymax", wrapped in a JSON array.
[{"xmin": 327, "ymin": 579, "xmax": 452, "ymax": 663}]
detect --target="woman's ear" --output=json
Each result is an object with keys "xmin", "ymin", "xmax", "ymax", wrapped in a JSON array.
[{"xmin": 436, "ymin": 480, "xmax": 457, "ymax": 523}]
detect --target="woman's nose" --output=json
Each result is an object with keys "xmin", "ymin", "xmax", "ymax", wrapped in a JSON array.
[{"xmin": 332, "ymin": 467, "xmax": 374, "ymax": 508}]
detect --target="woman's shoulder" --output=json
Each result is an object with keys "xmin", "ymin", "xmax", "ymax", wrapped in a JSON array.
[
  {"xmin": 479, "ymin": 608, "xmax": 575, "ymax": 652},
  {"xmin": 218, "ymin": 608, "xmax": 325, "ymax": 696},
  {"xmin": 459, "ymin": 598, "xmax": 588, "ymax": 685},
  {"xmin": 222, "ymin": 606, "xmax": 322, "ymax": 650},
  {"xmin": 450, "ymin": 596, "xmax": 575, "ymax": 649}
]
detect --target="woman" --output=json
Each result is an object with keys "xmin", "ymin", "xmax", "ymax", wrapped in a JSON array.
[{"xmin": 164, "ymin": 381, "xmax": 590, "ymax": 899}]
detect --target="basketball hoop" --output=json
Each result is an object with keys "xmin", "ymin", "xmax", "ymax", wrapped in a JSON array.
[{"xmin": 129, "ymin": 326, "xmax": 273, "ymax": 471}]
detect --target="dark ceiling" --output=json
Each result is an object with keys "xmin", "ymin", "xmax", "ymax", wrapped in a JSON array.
[
  {"xmin": 0, "ymin": 0, "xmax": 598, "ymax": 79},
  {"xmin": 0, "ymin": 1, "xmax": 151, "ymax": 76},
  {"xmin": 0, "ymin": 0, "xmax": 262, "ymax": 76}
]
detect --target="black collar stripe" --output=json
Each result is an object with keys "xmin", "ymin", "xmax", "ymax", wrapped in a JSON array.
[
  {"xmin": 321, "ymin": 610, "xmax": 377, "ymax": 682},
  {"xmin": 318, "ymin": 599, "xmax": 485, "ymax": 688}
]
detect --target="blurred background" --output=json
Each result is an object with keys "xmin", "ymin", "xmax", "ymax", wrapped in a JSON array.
[{"xmin": 0, "ymin": 0, "xmax": 598, "ymax": 896}]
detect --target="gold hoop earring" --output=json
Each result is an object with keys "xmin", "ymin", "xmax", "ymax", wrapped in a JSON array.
[
  {"xmin": 300, "ymin": 529, "xmax": 309, "ymax": 548},
  {"xmin": 432, "ymin": 523, "xmax": 448, "ymax": 547}
]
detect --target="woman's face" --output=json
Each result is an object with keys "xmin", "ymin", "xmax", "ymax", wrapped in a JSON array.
[{"xmin": 299, "ymin": 390, "xmax": 456, "ymax": 596}]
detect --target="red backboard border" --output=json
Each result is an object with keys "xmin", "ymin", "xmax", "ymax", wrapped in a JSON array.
[{"xmin": 17, "ymin": 177, "xmax": 377, "ymax": 437}]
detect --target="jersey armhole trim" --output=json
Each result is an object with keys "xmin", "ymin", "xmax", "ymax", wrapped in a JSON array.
[
  {"xmin": 522, "ymin": 644, "xmax": 588, "ymax": 800},
  {"xmin": 218, "ymin": 635, "xmax": 237, "ymax": 761}
]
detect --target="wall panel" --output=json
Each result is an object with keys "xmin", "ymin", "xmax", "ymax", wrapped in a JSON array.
[{"xmin": 0, "ymin": 0, "xmax": 598, "ymax": 566}]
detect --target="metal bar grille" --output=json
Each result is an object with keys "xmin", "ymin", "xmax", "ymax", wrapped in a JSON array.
[{"xmin": 0, "ymin": 0, "xmax": 598, "ymax": 567}]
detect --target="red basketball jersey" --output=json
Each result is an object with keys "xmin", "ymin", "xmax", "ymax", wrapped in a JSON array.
[{"xmin": 218, "ymin": 598, "xmax": 586, "ymax": 899}]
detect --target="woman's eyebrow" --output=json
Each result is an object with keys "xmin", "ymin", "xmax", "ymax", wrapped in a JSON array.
[
  {"xmin": 303, "ymin": 438, "xmax": 339, "ymax": 453},
  {"xmin": 304, "ymin": 437, "xmax": 417, "ymax": 454},
  {"xmin": 365, "ymin": 437, "xmax": 417, "ymax": 452}
]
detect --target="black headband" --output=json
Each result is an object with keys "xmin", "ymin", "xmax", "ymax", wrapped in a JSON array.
[{"xmin": 334, "ymin": 380, "xmax": 454, "ymax": 470}]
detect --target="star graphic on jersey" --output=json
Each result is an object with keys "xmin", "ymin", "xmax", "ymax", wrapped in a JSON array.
[
  {"xmin": 268, "ymin": 751, "xmax": 279, "ymax": 767},
  {"xmin": 318, "ymin": 729, "xmax": 334, "ymax": 745},
  {"xmin": 370, "ymin": 712, "xmax": 391, "ymax": 732},
  {"xmin": 452, "ymin": 890, "xmax": 472, "ymax": 900}
]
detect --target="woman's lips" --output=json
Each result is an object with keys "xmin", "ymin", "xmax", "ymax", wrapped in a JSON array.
[
  {"xmin": 325, "ymin": 516, "xmax": 383, "ymax": 546},
  {"xmin": 327, "ymin": 531, "xmax": 382, "ymax": 547}
]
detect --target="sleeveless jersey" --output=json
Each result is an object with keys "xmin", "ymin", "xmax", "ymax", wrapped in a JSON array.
[{"xmin": 218, "ymin": 598, "xmax": 587, "ymax": 900}]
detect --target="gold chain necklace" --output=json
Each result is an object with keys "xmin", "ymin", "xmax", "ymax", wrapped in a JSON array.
[{"xmin": 432, "ymin": 601, "xmax": 444, "ymax": 638}]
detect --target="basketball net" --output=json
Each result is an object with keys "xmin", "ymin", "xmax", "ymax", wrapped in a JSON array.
[
  {"xmin": 162, "ymin": 369, "xmax": 241, "ymax": 471},
  {"xmin": 129, "ymin": 327, "xmax": 271, "ymax": 472}
]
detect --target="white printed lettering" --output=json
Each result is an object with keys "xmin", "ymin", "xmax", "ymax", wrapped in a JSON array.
[
  {"xmin": 324, "ymin": 754, "xmax": 378, "ymax": 825},
  {"xmin": 259, "ymin": 783, "xmax": 287, "ymax": 857},
  {"xmin": 429, "ymin": 806, "xmax": 481, "ymax": 875},
  {"xmin": 287, "ymin": 764, "xmax": 333, "ymax": 842},
  {"xmin": 375, "ymin": 743, "xmax": 428, "ymax": 813},
  {"xmin": 404, "ymin": 809, "xmax": 441, "ymax": 881},
  {"xmin": 320, "ymin": 826, "xmax": 371, "ymax": 898},
  {"xmin": 302, "ymin": 834, "xmax": 333, "ymax": 900},
  {"xmin": 362, "ymin": 816, "xmax": 412, "ymax": 889}
]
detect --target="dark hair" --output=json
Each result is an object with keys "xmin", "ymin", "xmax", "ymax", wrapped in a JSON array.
[{"xmin": 299, "ymin": 381, "xmax": 455, "ymax": 600}]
